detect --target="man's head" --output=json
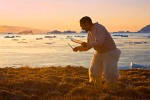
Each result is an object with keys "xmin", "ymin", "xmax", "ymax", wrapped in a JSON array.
[{"xmin": 80, "ymin": 16, "xmax": 93, "ymax": 32}]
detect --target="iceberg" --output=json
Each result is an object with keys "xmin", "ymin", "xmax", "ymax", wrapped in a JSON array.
[
  {"xmin": 130, "ymin": 62, "xmax": 150, "ymax": 69},
  {"xmin": 118, "ymin": 62, "xmax": 150, "ymax": 70}
]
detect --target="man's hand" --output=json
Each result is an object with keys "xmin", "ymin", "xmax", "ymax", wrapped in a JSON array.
[
  {"xmin": 73, "ymin": 47, "xmax": 79, "ymax": 52},
  {"xmin": 81, "ymin": 42, "xmax": 87, "ymax": 48}
]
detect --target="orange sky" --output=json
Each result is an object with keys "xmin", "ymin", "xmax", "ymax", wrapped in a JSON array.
[{"xmin": 0, "ymin": 0, "xmax": 150, "ymax": 32}]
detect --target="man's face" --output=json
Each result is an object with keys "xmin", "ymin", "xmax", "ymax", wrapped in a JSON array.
[{"xmin": 80, "ymin": 22, "xmax": 90, "ymax": 32}]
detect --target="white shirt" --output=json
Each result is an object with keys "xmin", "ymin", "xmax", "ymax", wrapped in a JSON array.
[{"xmin": 87, "ymin": 22, "xmax": 116, "ymax": 53}]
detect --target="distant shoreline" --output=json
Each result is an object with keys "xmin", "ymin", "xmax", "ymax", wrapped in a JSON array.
[{"xmin": 0, "ymin": 24, "xmax": 150, "ymax": 33}]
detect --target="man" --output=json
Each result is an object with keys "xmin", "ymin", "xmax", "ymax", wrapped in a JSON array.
[{"xmin": 73, "ymin": 16, "xmax": 121, "ymax": 89}]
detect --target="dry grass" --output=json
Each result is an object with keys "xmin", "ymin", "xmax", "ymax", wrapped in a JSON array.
[{"xmin": 0, "ymin": 65, "xmax": 150, "ymax": 100}]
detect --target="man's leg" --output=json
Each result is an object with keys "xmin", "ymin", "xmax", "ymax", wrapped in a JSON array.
[
  {"xmin": 89, "ymin": 52, "xmax": 103, "ymax": 88},
  {"xmin": 103, "ymin": 48, "xmax": 121, "ymax": 89}
]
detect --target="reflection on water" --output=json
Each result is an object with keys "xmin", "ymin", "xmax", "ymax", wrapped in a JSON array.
[{"xmin": 0, "ymin": 33, "xmax": 150, "ymax": 68}]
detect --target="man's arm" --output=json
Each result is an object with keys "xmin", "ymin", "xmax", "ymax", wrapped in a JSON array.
[{"xmin": 88, "ymin": 26, "xmax": 106, "ymax": 48}]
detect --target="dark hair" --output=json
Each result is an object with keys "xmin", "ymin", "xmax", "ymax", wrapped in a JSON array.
[{"xmin": 80, "ymin": 16, "xmax": 92, "ymax": 24}]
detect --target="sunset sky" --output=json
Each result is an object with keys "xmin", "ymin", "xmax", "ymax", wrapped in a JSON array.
[{"xmin": 0, "ymin": 0, "xmax": 150, "ymax": 32}]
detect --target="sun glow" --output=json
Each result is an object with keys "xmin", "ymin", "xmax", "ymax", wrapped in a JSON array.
[{"xmin": 0, "ymin": 0, "xmax": 150, "ymax": 32}]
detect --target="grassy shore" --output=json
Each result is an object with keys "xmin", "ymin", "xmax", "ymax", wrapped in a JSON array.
[{"xmin": 0, "ymin": 65, "xmax": 150, "ymax": 100}]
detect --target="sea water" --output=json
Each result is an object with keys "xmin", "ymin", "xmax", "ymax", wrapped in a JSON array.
[{"xmin": 0, "ymin": 33, "xmax": 149, "ymax": 68}]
